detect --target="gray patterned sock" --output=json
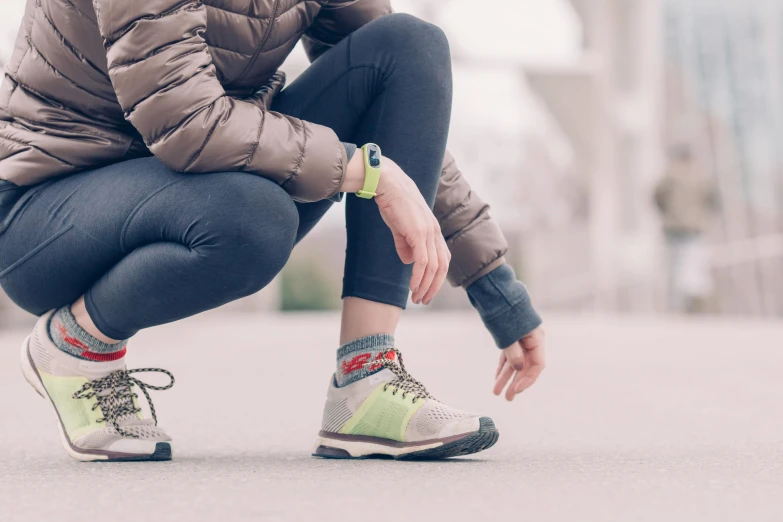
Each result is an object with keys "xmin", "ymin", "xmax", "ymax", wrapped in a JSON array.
[
  {"xmin": 48, "ymin": 305, "xmax": 128, "ymax": 362},
  {"xmin": 335, "ymin": 334, "xmax": 395, "ymax": 387}
]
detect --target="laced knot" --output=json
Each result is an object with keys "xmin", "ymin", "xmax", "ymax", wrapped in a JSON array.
[
  {"xmin": 72, "ymin": 368, "xmax": 174, "ymax": 438},
  {"xmin": 375, "ymin": 348, "xmax": 433, "ymax": 403}
]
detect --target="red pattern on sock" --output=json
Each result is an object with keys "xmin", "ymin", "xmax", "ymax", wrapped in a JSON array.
[
  {"xmin": 55, "ymin": 321, "xmax": 90, "ymax": 351},
  {"xmin": 341, "ymin": 350, "xmax": 396, "ymax": 376},
  {"xmin": 55, "ymin": 320, "xmax": 125, "ymax": 362}
]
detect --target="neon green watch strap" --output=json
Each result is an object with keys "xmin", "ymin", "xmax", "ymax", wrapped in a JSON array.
[{"xmin": 356, "ymin": 143, "xmax": 382, "ymax": 199}]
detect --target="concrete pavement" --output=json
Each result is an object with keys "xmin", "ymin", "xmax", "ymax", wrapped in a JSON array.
[{"xmin": 1, "ymin": 311, "xmax": 782, "ymax": 521}]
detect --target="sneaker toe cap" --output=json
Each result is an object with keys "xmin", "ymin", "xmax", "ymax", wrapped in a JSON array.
[
  {"xmin": 437, "ymin": 415, "xmax": 482, "ymax": 438},
  {"xmin": 106, "ymin": 438, "xmax": 162, "ymax": 455}
]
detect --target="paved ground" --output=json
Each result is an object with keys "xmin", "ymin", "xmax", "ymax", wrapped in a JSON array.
[{"xmin": 1, "ymin": 311, "xmax": 782, "ymax": 521}]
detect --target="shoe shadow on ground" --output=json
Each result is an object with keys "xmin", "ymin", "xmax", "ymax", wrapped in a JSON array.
[{"xmin": 158, "ymin": 452, "xmax": 494, "ymax": 467}]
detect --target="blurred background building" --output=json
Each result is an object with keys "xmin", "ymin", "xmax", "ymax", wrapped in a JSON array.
[{"xmin": 1, "ymin": 0, "xmax": 782, "ymax": 325}]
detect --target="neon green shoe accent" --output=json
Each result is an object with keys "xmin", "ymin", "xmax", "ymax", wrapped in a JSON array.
[
  {"xmin": 338, "ymin": 383, "xmax": 424, "ymax": 441},
  {"xmin": 39, "ymin": 372, "xmax": 106, "ymax": 440}
]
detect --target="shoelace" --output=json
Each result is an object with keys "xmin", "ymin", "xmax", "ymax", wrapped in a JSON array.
[
  {"xmin": 375, "ymin": 348, "xmax": 434, "ymax": 403},
  {"xmin": 72, "ymin": 368, "xmax": 175, "ymax": 438}
]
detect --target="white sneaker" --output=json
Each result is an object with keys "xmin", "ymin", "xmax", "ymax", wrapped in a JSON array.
[
  {"xmin": 20, "ymin": 311, "xmax": 174, "ymax": 461},
  {"xmin": 313, "ymin": 348, "xmax": 498, "ymax": 459}
]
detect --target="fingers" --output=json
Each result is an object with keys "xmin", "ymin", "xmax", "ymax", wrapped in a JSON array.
[
  {"xmin": 408, "ymin": 231, "xmax": 428, "ymax": 295},
  {"xmin": 513, "ymin": 334, "xmax": 546, "ymax": 396},
  {"xmin": 506, "ymin": 351, "xmax": 545, "ymax": 399},
  {"xmin": 496, "ymin": 330, "xmax": 547, "ymax": 401},
  {"xmin": 392, "ymin": 231, "xmax": 415, "ymax": 265},
  {"xmin": 493, "ymin": 359, "xmax": 515, "ymax": 396},
  {"xmin": 495, "ymin": 352, "xmax": 506, "ymax": 379},
  {"xmin": 375, "ymin": 162, "xmax": 449, "ymax": 302},
  {"xmin": 509, "ymin": 359, "xmax": 545, "ymax": 398},
  {"xmin": 501, "ymin": 345, "xmax": 526, "ymax": 401},
  {"xmin": 422, "ymin": 230, "xmax": 450, "ymax": 305},
  {"xmin": 412, "ymin": 230, "xmax": 438, "ymax": 304}
]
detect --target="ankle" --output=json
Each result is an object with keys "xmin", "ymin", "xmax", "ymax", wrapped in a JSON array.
[
  {"xmin": 48, "ymin": 306, "xmax": 128, "ymax": 362},
  {"xmin": 339, "ymin": 297, "xmax": 400, "ymax": 345},
  {"xmin": 71, "ymin": 296, "xmax": 119, "ymax": 344},
  {"xmin": 335, "ymin": 334, "xmax": 395, "ymax": 387}
]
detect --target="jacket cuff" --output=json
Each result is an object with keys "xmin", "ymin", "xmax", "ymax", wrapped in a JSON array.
[
  {"xmin": 283, "ymin": 123, "xmax": 346, "ymax": 202},
  {"xmin": 342, "ymin": 142, "xmax": 357, "ymax": 163},
  {"xmin": 328, "ymin": 142, "xmax": 357, "ymax": 203},
  {"xmin": 466, "ymin": 264, "xmax": 542, "ymax": 349}
]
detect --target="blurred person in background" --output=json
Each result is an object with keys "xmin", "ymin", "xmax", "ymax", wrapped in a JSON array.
[
  {"xmin": 0, "ymin": 0, "xmax": 545, "ymax": 462},
  {"xmin": 654, "ymin": 145, "xmax": 719, "ymax": 314}
]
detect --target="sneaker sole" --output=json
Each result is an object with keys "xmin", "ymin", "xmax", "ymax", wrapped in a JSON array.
[
  {"xmin": 312, "ymin": 417, "xmax": 499, "ymax": 460},
  {"xmin": 20, "ymin": 335, "xmax": 172, "ymax": 463}
]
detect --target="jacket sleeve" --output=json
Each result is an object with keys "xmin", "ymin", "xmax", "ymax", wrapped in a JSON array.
[
  {"xmin": 302, "ymin": 0, "xmax": 392, "ymax": 61},
  {"xmin": 92, "ymin": 0, "xmax": 346, "ymax": 203},
  {"xmin": 435, "ymin": 151, "xmax": 509, "ymax": 288}
]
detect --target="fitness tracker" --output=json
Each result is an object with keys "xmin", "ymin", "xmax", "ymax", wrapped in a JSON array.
[{"xmin": 356, "ymin": 143, "xmax": 382, "ymax": 199}]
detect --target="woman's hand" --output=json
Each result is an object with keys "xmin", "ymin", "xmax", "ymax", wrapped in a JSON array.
[
  {"xmin": 494, "ymin": 326, "xmax": 546, "ymax": 401},
  {"xmin": 375, "ymin": 157, "xmax": 450, "ymax": 304},
  {"xmin": 344, "ymin": 152, "xmax": 449, "ymax": 304}
]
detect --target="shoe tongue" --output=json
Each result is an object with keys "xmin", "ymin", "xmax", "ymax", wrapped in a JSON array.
[
  {"xmin": 122, "ymin": 417, "xmax": 155, "ymax": 427},
  {"xmin": 373, "ymin": 368, "xmax": 396, "ymax": 383}
]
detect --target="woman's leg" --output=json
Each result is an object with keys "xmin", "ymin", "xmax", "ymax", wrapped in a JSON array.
[
  {"xmin": 3, "ymin": 159, "xmax": 301, "ymax": 461},
  {"xmin": 278, "ymin": 18, "xmax": 500, "ymax": 457},
  {"xmin": 0, "ymin": 157, "xmax": 298, "ymax": 340},
  {"xmin": 272, "ymin": 13, "xmax": 453, "ymax": 343}
]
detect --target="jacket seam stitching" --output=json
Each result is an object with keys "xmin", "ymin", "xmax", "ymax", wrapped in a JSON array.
[
  {"xmin": 224, "ymin": 0, "xmax": 281, "ymax": 84},
  {"xmin": 241, "ymin": 31, "xmax": 303, "ymax": 62},
  {"xmin": 138, "ymin": 79, "xmax": 221, "ymax": 148},
  {"xmin": 243, "ymin": 109, "xmax": 266, "ymax": 170},
  {"xmin": 183, "ymin": 109, "xmax": 223, "ymax": 171},
  {"xmin": 445, "ymin": 210, "xmax": 489, "ymax": 243},
  {"xmin": 282, "ymin": 119, "xmax": 308, "ymax": 188},
  {"xmin": 439, "ymin": 193, "xmax": 472, "ymax": 223},
  {"xmin": 204, "ymin": 42, "xmax": 253, "ymax": 58},
  {"xmin": 110, "ymin": 38, "xmax": 207, "ymax": 69},
  {"xmin": 6, "ymin": 73, "xmax": 120, "ymax": 127},
  {"xmin": 37, "ymin": 4, "xmax": 109, "ymax": 80},
  {"xmin": 204, "ymin": 2, "xmax": 310, "ymax": 22},
  {"xmin": 25, "ymin": 37, "xmax": 117, "ymax": 105},
  {"xmin": 0, "ymin": 135, "xmax": 75, "ymax": 168},
  {"xmin": 10, "ymin": 115, "xmax": 127, "ymax": 144},
  {"xmin": 60, "ymin": 0, "xmax": 99, "ymax": 29},
  {"xmin": 458, "ymin": 254, "xmax": 504, "ymax": 288},
  {"xmin": 103, "ymin": 0, "xmax": 196, "ymax": 46}
]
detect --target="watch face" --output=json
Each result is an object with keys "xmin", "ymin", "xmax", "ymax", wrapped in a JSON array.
[{"xmin": 367, "ymin": 144, "xmax": 381, "ymax": 168}]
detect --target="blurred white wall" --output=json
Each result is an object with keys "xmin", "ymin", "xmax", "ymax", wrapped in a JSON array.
[
  {"xmin": 0, "ymin": 1, "xmax": 24, "ymax": 66},
  {"xmin": 526, "ymin": 0, "xmax": 665, "ymax": 310}
]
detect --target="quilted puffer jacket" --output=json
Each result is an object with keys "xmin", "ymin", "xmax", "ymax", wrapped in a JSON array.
[{"xmin": 0, "ymin": 0, "xmax": 507, "ymax": 287}]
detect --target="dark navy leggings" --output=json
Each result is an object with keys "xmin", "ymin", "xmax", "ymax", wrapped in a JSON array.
[{"xmin": 0, "ymin": 14, "xmax": 452, "ymax": 339}]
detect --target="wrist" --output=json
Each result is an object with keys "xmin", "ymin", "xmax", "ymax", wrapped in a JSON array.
[
  {"xmin": 375, "ymin": 166, "xmax": 398, "ymax": 198},
  {"xmin": 342, "ymin": 150, "xmax": 366, "ymax": 193}
]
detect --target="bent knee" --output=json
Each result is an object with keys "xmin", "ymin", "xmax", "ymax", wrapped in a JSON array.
[
  {"xmin": 368, "ymin": 13, "xmax": 451, "ymax": 67},
  {"xmin": 192, "ymin": 174, "xmax": 298, "ymax": 293}
]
